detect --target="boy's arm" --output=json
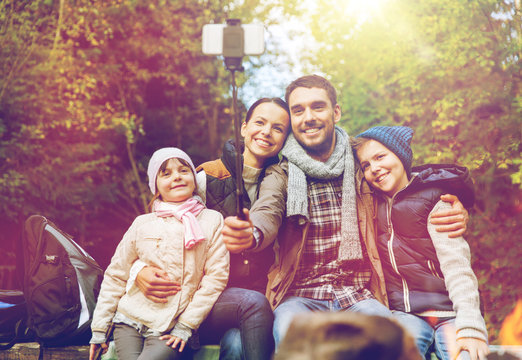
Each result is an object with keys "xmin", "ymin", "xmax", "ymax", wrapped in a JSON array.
[
  {"xmin": 429, "ymin": 194, "xmax": 469, "ymax": 238},
  {"xmin": 456, "ymin": 338, "xmax": 489, "ymax": 360},
  {"xmin": 428, "ymin": 200, "xmax": 488, "ymax": 343}
]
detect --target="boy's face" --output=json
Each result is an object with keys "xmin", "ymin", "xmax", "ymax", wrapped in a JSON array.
[
  {"xmin": 156, "ymin": 158, "xmax": 196, "ymax": 203},
  {"xmin": 288, "ymin": 87, "xmax": 341, "ymax": 162},
  {"xmin": 356, "ymin": 139, "xmax": 409, "ymax": 197}
]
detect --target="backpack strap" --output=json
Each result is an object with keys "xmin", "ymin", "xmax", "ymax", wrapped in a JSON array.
[{"xmin": 0, "ymin": 318, "xmax": 28, "ymax": 350}]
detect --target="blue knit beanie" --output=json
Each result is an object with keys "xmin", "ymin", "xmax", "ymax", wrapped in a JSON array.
[{"xmin": 356, "ymin": 126, "xmax": 414, "ymax": 176}]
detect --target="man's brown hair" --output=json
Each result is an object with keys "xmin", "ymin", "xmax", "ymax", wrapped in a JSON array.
[{"xmin": 285, "ymin": 74, "xmax": 338, "ymax": 108}]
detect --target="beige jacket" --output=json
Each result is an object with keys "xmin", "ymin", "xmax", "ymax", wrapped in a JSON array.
[{"xmin": 91, "ymin": 210, "xmax": 229, "ymax": 335}]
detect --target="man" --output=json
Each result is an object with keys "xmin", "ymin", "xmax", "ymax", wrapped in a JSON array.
[{"xmin": 221, "ymin": 74, "xmax": 469, "ymax": 348}]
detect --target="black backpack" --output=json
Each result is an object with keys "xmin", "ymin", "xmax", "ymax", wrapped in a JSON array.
[{"xmin": 17, "ymin": 215, "xmax": 103, "ymax": 348}]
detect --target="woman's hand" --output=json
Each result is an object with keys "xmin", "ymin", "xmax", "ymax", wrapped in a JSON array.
[
  {"xmin": 89, "ymin": 343, "xmax": 108, "ymax": 360},
  {"xmin": 455, "ymin": 337, "xmax": 489, "ymax": 360},
  {"xmin": 159, "ymin": 334, "xmax": 186, "ymax": 352},
  {"xmin": 222, "ymin": 209, "xmax": 255, "ymax": 254},
  {"xmin": 429, "ymin": 194, "xmax": 469, "ymax": 238},
  {"xmin": 135, "ymin": 266, "xmax": 181, "ymax": 303}
]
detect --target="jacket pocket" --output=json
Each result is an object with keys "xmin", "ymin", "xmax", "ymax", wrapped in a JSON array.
[
  {"xmin": 142, "ymin": 236, "xmax": 162, "ymax": 248},
  {"xmin": 136, "ymin": 235, "xmax": 163, "ymax": 261}
]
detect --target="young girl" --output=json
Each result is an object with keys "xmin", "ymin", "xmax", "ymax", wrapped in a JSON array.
[
  {"xmin": 89, "ymin": 147, "xmax": 229, "ymax": 360},
  {"xmin": 352, "ymin": 126, "xmax": 488, "ymax": 360}
]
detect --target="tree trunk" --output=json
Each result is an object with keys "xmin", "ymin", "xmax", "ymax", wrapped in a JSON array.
[
  {"xmin": 127, "ymin": 141, "xmax": 149, "ymax": 214},
  {"xmin": 51, "ymin": 0, "xmax": 65, "ymax": 55}
]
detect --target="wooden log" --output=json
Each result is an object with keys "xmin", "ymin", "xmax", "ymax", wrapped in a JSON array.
[
  {"xmin": 0, "ymin": 343, "xmax": 89, "ymax": 360},
  {"xmin": 0, "ymin": 342, "xmax": 221, "ymax": 360}
]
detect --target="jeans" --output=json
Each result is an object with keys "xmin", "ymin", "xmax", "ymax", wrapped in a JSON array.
[
  {"xmin": 273, "ymin": 296, "xmax": 392, "ymax": 348},
  {"xmin": 198, "ymin": 287, "xmax": 274, "ymax": 360},
  {"xmin": 392, "ymin": 311, "xmax": 471, "ymax": 360}
]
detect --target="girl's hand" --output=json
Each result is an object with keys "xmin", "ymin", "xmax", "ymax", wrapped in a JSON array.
[
  {"xmin": 159, "ymin": 334, "xmax": 186, "ymax": 352},
  {"xmin": 89, "ymin": 343, "xmax": 108, "ymax": 360},
  {"xmin": 455, "ymin": 337, "xmax": 489, "ymax": 360}
]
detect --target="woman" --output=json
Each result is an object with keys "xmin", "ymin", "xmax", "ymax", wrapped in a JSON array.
[{"xmin": 135, "ymin": 98, "xmax": 291, "ymax": 360}]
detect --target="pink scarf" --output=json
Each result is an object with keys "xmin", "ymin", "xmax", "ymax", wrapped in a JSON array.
[{"xmin": 154, "ymin": 198, "xmax": 206, "ymax": 249}]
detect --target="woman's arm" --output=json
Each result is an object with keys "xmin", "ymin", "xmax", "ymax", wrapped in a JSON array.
[
  {"xmin": 232, "ymin": 162, "xmax": 288, "ymax": 253},
  {"xmin": 249, "ymin": 162, "xmax": 288, "ymax": 250},
  {"xmin": 221, "ymin": 162, "xmax": 288, "ymax": 254}
]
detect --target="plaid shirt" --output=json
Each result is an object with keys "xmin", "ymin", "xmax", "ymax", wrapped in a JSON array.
[{"xmin": 288, "ymin": 175, "xmax": 374, "ymax": 309}]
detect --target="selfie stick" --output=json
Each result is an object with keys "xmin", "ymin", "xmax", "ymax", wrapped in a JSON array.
[{"xmin": 223, "ymin": 19, "xmax": 246, "ymax": 220}]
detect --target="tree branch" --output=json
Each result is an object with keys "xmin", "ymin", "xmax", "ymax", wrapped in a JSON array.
[{"xmin": 51, "ymin": 0, "xmax": 65, "ymax": 56}]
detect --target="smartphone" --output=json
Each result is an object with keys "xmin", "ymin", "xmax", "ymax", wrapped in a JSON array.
[{"xmin": 202, "ymin": 23, "xmax": 265, "ymax": 56}]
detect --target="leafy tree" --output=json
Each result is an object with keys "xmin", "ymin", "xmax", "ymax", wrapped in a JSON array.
[{"xmin": 0, "ymin": 0, "xmax": 298, "ymax": 268}]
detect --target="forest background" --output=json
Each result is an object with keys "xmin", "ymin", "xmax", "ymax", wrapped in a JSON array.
[{"xmin": 0, "ymin": 0, "xmax": 520, "ymax": 344}]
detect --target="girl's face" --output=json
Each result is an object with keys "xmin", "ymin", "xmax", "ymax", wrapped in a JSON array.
[
  {"xmin": 356, "ymin": 139, "xmax": 409, "ymax": 197},
  {"xmin": 156, "ymin": 158, "xmax": 196, "ymax": 203},
  {"xmin": 241, "ymin": 102, "xmax": 290, "ymax": 168}
]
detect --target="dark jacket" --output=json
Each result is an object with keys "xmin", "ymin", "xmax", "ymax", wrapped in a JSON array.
[
  {"xmin": 197, "ymin": 140, "xmax": 277, "ymax": 293},
  {"xmin": 375, "ymin": 164, "xmax": 474, "ymax": 314}
]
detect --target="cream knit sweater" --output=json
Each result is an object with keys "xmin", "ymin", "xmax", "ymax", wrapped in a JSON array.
[{"xmin": 423, "ymin": 200, "xmax": 488, "ymax": 342}]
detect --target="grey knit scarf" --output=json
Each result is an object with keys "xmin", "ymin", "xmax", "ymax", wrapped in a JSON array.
[{"xmin": 281, "ymin": 126, "xmax": 363, "ymax": 261}]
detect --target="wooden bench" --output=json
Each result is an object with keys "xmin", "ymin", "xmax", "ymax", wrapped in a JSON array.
[
  {"xmin": 0, "ymin": 342, "xmax": 220, "ymax": 360},
  {"xmin": 2, "ymin": 343, "xmax": 521, "ymax": 359},
  {"xmin": 0, "ymin": 342, "xmax": 88, "ymax": 360}
]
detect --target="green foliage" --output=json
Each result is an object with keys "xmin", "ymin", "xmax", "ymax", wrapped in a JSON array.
[
  {"xmin": 302, "ymin": 0, "xmax": 521, "ymax": 342},
  {"xmin": 0, "ymin": 0, "xmax": 298, "ymax": 262},
  {"xmin": 0, "ymin": 0, "xmax": 290, "ymax": 253}
]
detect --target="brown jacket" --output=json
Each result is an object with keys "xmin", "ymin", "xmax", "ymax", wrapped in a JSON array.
[{"xmin": 257, "ymin": 159, "xmax": 388, "ymax": 310}]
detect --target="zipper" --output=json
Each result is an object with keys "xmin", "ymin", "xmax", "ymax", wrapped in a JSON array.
[
  {"xmin": 427, "ymin": 260, "xmax": 444, "ymax": 280},
  {"xmin": 44, "ymin": 222, "xmax": 102, "ymax": 270},
  {"xmin": 385, "ymin": 196, "xmax": 411, "ymax": 313}
]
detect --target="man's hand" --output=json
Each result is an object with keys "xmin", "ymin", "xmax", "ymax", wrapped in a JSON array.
[
  {"xmin": 430, "ymin": 194, "xmax": 469, "ymax": 238},
  {"xmin": 135, "ymin": 266, "xmax": 181, "ymax": 303},
  {"xmin": 455, "ymin": 337, "xmax": 489, "ymax": 360},
  {"xmin": 222, "ymin": 209, "xmax": 255, "ymax": 254}
]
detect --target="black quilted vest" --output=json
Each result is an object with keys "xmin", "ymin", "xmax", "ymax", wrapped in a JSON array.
[{"xmin": 375, "ymin": 164, "xmax": 474, "ymax": 314}]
